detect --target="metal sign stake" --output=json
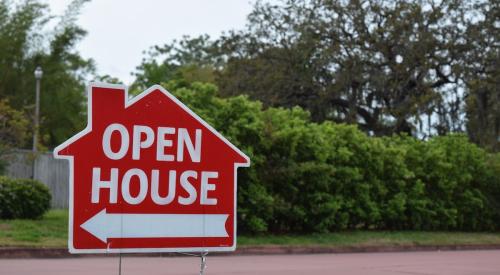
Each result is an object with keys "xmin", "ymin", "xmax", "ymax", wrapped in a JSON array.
[
  {"xmin": 118, "ymin": 253, "xmax": 122, "ymax": 275},
  {"xmin": 199, "ymin": 252, "xmax": 208, "ymax": 275}
]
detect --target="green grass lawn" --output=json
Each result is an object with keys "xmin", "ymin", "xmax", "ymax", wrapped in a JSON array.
[
  {"xmin": 0, "ymin": 209, "xmax": 68, "ymax": 247},
  {"xmin": 1, "ymin": 210, "xmax": 500, "ymax": 248},
  {"xmin": 238, "ymin": 231, "xmax": 500, "ymax": 247}
]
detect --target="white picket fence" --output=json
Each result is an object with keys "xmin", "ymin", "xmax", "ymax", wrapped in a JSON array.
[{"xmin": 5, "ymin": 150, "xmax": 69, "ymax": 208}]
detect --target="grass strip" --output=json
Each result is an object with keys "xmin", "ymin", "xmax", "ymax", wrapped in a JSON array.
[{"xmin": 1, "ymin": 210, "xmax": 499, "ymax": 248}]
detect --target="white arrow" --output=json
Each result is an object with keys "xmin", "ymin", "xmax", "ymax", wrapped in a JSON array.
[{"xmin": 80, "ymin": 209, "xmax": 229, "ymax": 243}]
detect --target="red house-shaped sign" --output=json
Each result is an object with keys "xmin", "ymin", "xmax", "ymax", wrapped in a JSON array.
[{"xmin": 54, "ymin": 83, "xmax": 250, "ymax": 253}]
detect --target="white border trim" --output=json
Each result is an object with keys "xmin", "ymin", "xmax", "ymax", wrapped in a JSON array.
[{"xmin": 53, "ymin": 82, "xmax": 250, "ymax": 254}]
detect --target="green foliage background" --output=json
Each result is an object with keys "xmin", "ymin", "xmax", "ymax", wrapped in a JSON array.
[
  {"xmin": 0, "ymin": 0, "xmax": 93, "ymax": 150},
  {"xmin": 167, "ymin": 82, "xmax": 500, "ymax": 234},
  {"xmin": 0, "ymin": 0, "xmax": 498, "ymax": 232}
]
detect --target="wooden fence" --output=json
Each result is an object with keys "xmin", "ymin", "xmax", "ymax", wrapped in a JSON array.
[{"xmin": 5, "ymin": 150, "xmax": 69, "ymax": 208}]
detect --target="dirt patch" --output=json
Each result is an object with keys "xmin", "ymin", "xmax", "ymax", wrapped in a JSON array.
[{"xmin": 0, "ymin": 223, "xmax": 12, "ymax": 230}]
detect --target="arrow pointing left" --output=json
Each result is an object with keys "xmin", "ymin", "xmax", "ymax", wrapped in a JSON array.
[{"xmin": 80, "ymin": 209, "xmax": 229, "ymax": 243}]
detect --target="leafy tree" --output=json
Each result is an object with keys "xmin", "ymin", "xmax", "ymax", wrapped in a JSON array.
[
  {"xmin": 95, "ymin": 74, "xmax": 123, "ymax": 85},
  {"xmin": 0, "ymin": 0, "xmax": 94, "ymax": 149},
  {"xmin": 464, "ymin": 0, "xmax": 499, "ymax": 152},
  {"xmin": 131, "ymin": 35, "xmax": 219, "ymax": 94},
  {"xmin": 134, "ymin": 0, "xmax": 498, "ymax": 145},
  {"xmin": 217, "ymin": 0, "xmax": 494, "ymax": 137},
  {"xmin": 0, "ymin": 99, "xmax": 29, "ymax": 173}
]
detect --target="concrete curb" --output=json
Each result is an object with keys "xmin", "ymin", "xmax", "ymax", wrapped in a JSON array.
[{"xmin": 1, "ymin": 244, "xmax": 500, "ymax": 258}]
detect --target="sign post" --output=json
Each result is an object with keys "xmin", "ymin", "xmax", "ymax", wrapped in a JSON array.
[{"xmin": 54, "ymin": 82, "xmax": 250, "ymax": 255}]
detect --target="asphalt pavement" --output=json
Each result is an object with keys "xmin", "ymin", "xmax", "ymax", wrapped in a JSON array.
[{"xmin": 1, "ymin": 250, "xmax": 499, "ymax": 275}]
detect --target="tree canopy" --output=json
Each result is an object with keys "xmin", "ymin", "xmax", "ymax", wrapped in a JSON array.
[
  {"xmin": 133, "ymin": 0, "xmax": 499, "ymax": 151},
  {"xmin": 0, "ymin": 0, "xmax": 94, "ymax": 149}
]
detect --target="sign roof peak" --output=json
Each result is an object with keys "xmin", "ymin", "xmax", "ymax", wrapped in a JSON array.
[{"xmin": 54, "ymin": 82, "xmax": 250, "ymax": 166}]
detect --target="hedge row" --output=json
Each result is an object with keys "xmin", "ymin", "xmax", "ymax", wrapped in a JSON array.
[
  {"xmin": 0, "ymin": 176, "xmax": 51, "ymax": 219},
  {"xmin": 168, "ymin": 82, "xmax": 500, "ymax": 233}
]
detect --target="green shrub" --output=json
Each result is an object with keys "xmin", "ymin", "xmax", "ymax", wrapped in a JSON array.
[
  {"xmin": 168, "ymin": 81, "xmax": 500, "ymax": 233},
  {"xmin": 0, "ymin": 176, "xmax": 51, "ymax": 219},
  {"xmin": 485, "ymin": 153, "xmax": 500, "ymax": 226}
]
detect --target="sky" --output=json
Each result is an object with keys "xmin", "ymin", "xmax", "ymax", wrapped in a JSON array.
[{"xmin": 44, "ymin": 0, "xmax": 254, "ymax": 85}]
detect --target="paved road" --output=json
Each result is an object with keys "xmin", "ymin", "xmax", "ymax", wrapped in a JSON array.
[{"xmin": 1, "ymin": 250, "xmax": 499, "ymax": 275}]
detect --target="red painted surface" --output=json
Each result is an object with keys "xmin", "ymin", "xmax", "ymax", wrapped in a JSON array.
[{"xmin": 54, "ymin": 83, "xmax": 249, "ymax": 253}]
